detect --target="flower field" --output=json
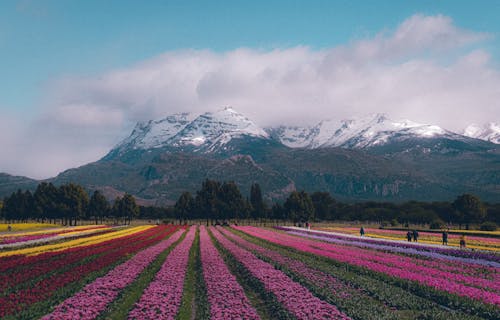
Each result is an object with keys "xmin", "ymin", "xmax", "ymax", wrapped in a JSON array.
[
  {"xmin": 316, "ymin": 226, "xmax": 500, "ymax": 251},
  {"xmin": 1, "ymin": 224, "xmax": 499, "ymax": 319}
]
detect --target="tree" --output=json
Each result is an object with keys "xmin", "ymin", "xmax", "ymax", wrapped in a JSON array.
[
  {"xmin": 34, "ymin": 182, "xmax": 59, "ymax": 223},
  {"xmin": 195, "ymin": 179, "xmax": 221, "ymax": 224},
  {"xmin": 311, "ymin": 192, "xmax": 336, "ymax": 221},
  {"xmin": 175, "ymin": 192, "xmax": 194, "ymax": 222},
  {"xmin": 284, "ymin": 191, "xmax": 315, "ymax": 223},
  {"xmin": 217, "ymin": 181, "xmax": 248, "ymax": 220},
  {"xmin": 58, "ymin": 184, "xmax": 89, "ymax": 226},
  {"xmin": 453, "ymin": 194, "xmax": 486, "ymax": 229},
  {"xmin": 113, "ymin": 194, "xmax": 139, "ymax": 225},
  {"xmin": 250, "ymin": 183, "xmax": 267, "ymax": 220},
  {"xmin": 1, "ymin": 190, "xmax": 34, "ymax": 222},
  {"xmin": 87, "ymin": 191, "xmax": 110, "ymax": 224}
]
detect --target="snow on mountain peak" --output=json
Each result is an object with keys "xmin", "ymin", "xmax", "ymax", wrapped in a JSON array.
[
  {"xmin": 110, "ymin": 107, "xmax": 270, "ymax": 155},
  {"xmin": 271, "ymin": 113, "xmax": 451, "ymax": 149},
  {"xmin": 112, "ymin": 113, "xmax": 192, "ymax": 152},
  {"xmin": 170, "ymin": 107, "xmax": 269, "ymax": 148},
  {"xmin": 463, "ymin": 123, "xmax": 500, "ymax": 144}
]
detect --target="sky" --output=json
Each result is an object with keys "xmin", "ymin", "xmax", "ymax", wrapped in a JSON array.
[{"xmin": 1, "ymin": 0, "xmax": 500, "ymax": 179}]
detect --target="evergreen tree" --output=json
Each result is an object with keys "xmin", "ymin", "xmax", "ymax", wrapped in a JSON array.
[
  {"xmin": 87, "ymin": 190, "xmax": 110, "ymax": 224},
  {"xmin": 218, "ymin": 181, "xmax": 248, "ymax": 220},
  {"xmin": 58, "ymin": 184, "xmax": 89, "ymax": 226},
  {"xmin": 34, "ymin": 182, "xmax": 59, "ymax": 222},
  {"xmin": 195, "ymin": 179, "xmax": 221, "ymax": 224},
  {"xmin": 175, "ymin": 191, "xmax": 194, "ymax": 222},
  {"xmin": 113, "ymin": 194, "xmax": 139, "ymax": 225},
  {"xmin": 453, "ymin": 194, "xmax": 486, "ymax": 229},
  {"xmin": 250, "ymin": 183, "xmax": 267, "ymax": 219},
  {"xmin": 311, "ymin": 191, "xmax": 336, "ymax": 220},
  {"xmin": 284, "ymin": 191, "xmax": 315, "ymax": 223}
]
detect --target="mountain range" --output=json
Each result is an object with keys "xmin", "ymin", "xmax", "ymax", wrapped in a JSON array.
[{"xmin": 1, "ymin": 107, "xmax": 499, "ymax": 204}]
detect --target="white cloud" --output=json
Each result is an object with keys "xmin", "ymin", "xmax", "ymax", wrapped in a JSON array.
[{"xmin": 1, "ymin": 14, "xmax": 499, "ymax": 179}]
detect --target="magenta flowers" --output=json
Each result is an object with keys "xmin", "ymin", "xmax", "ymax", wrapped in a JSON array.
[
  {"xmin": 200, "ymin": 226, "xmax": 260, "ymax": 319},
  {"xmin": 235, "ymin": 226, "xmax": 500, "ymax": 306},
  {"xmin": 128, "ymin": 227, "xmax": 196, "ymax": 320},
  {"xmin": 42, "ymin": 228, "xmax": 185, "ymax": 320},
  {"xmin": 211, "ymin": 227, "xmax": 350, "ymax": 319}
]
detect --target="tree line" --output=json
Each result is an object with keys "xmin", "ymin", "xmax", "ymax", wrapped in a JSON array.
[
  {"xmin": 1, "ymin": 180, "xmax": 499, "ymax": 229},
  {"xmin": 1, "ymin": 182, "xmax": 139, "ymax": 225},
  {"xmin": 173, "ymin": 179, "xmax": 498, "ymax": 229}
]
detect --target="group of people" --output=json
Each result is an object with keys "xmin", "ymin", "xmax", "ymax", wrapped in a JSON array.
[
  {"xmin": 406, "ymin": 230, "xmax": 419, "ymax": 242},
  {"xmin": 441, "ymin": 230, "xmax": 466, "ymax": 248},
  {"xmin": 359, "ymin": 226, "xmax": 467, "ymax": 249}
]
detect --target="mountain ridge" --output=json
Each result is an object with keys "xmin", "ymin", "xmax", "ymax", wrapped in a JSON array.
[{"xmin": 1, "ymin": 108, "xmax": 499, "ymax": 204}]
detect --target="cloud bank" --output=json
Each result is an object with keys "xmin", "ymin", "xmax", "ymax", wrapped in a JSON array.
[{"xmin": 2, "ymin": 14, "xmax": 499, "ymax": 179}]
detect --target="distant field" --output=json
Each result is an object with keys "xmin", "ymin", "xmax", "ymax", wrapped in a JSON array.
[
  {"xmin": 315, "ymin": 226, "xmax": 500, "ymax": 251},
  {"xmin": 0, "ymin": 223, "xmax": 498, "ymax": 319}
]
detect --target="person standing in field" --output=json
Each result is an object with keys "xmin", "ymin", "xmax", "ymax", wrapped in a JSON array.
[
  {"xmin": 360, "ymin": 226, "xmax": 365, "ymax": 237},
  {"xmin": 412, "ymin": 230, "xmax": 419, "ymax": 242},
  {"xmin": 406, "ymin": 230, "xmax": 412, "ymax": 242},
  {"xmin": 460, "ymin": 235, "xmax": 466, "ymax": 248},
  {"xmin": 442, "ymin": 230, "xmax": 448, "ymax": 245}
]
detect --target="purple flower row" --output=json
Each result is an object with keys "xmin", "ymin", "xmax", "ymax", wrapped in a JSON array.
[
  {"xmin": 200, "ymin": 226, "xmax": 260, "ymax": 320},
  {"xmin": 287, "ymin": 231, "xmax": 500, "ymax": 293},
  {"xmin": 211, "ymin": 227, "xmax": 351, "ymax": 319},
  {"xmin": 42, "ymin": 229, "xmax": 185, "ymax": 320},
  {"xmin": 244, "ymin": 227, "xmax": 500, "ymax": 306},
  {"xmin": 128, "ymin": 227, "xmax": 196, "ymax": 320},
  {"xmin": 277, "ymin": 226, "xmax": 500, "ymax": 266}
]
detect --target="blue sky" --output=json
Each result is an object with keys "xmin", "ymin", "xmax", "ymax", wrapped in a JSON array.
[
  {"xmin": 1, "ymin": 0, "xmax": 499, "ymax": 111},
  {"xmin": 1, "ymin": 0, "xmax": 500, "ymax": 178}
]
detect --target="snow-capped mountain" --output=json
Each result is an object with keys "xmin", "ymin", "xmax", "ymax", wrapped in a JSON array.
[
  {"xmin": 113, "ymin": 113, "xmax": 192, "ymax": 153},
  {"xmin": 463, "ymin": 123, "xmax": 500, "ymax": 144},
  {"xmin": 269, "ymin": 113, "xmax": 461, "ymax": 149},
  {"xmin": 108, "ymin": 107, "xmax": 270, "ymax": 157},
  {"xmin": 107, "ymin": 108, "xmax": 497, "ymax": 160}
]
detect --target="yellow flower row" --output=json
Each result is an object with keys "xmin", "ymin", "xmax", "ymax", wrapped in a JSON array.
[
  {"xmin": 0, "ymin": 223, "xmax": 61, "ymax": 233},
  {"xmin": 0, "ymin": 224, "xmax": 104, "ymax": 238},
  {"xmin": 0, "ymin": 225, "xmax": 153, "ymax": 257}
]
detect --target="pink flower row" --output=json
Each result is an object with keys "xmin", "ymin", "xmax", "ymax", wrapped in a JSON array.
[
  {"xmin": 128, "ymin": 227, "xmax": 196, "ymax": 320},
  {"xmin": 42, "ymin": 228, "xmax": 185, "ymax": 320},
  {"xmin": 211, "ymin": 227, "xmax": 350, "ymax": 319},
  {"xmin": 199, "ymin": 226, "xmax": 260, "ymax": 320},
  {"xmin": 218, "ymin": 227, "xmax": 352, "ymax": 300},
  {"xmin": 236, "ymin": 226, "xmax": 500, "ymax": 306},
  {"xmin": 292, "ymin": 229, "xmax": 500, "ymax": 293}
]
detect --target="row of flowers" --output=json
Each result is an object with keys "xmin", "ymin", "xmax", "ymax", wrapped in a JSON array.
[
  {"xmin": 0, "ymin": 225, "xmax": 178, "ymax": 318},
  {"xmin": 283, "ymin": 228, "xmax": 500, "ymax": 284},
  {"xmin": 282, "ymin": 226, "xmax": 500, "ymax": 266},
  {"xmin": 225, "ymin": 227, "xmax": 480, "ymax": 320},
  {"xmin": 0, "ymin": 225, "xmax": 153, "ymax": 258},
  {"xmin": 128, "ymin": 227, "xmax": 195, "ymax": 319},
  {"xmin": 285, "ymin": 230, "xmax": 500, "ymax": 290},
  {"xmin": 42, "ymin": 227, "xmax": 185, "ymax": 319},
  {"xmin": 0, "ymin": 226, "xmax": 115, "ymax": 250},
  {"xmin": 240, "ymin": 226, "xmax": 500, "ymax": 306},
  {"xmin": 210, "ymin": 227, "xmax": 351, "ymax": 319},
  {"xmin": 199, "ymin": 226, "xmax": 260, "ymax": 320},
  {"xmin": 0, "ymin": 223, "xmax": 60, "ymax": 233},
  {"xmin": 0, "ymin": 225, "xmax": 109, "ymax": 243},
  {"xmin": 319, "ymin": 226, "xmax": 500, "ymax": 250}
]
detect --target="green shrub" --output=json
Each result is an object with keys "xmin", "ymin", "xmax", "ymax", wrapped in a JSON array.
[
  {"xmin": 479, "ymin": 221, "xmax": 497, "ymax": 231},
  {"xmin": 429, "ymin": 219, "xmax": 445, "ymax": 230}
]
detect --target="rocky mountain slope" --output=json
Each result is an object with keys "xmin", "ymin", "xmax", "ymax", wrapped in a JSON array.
[{"xmin": 2, "ymin": 108, "xmax": 499, "ymax": 204}]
